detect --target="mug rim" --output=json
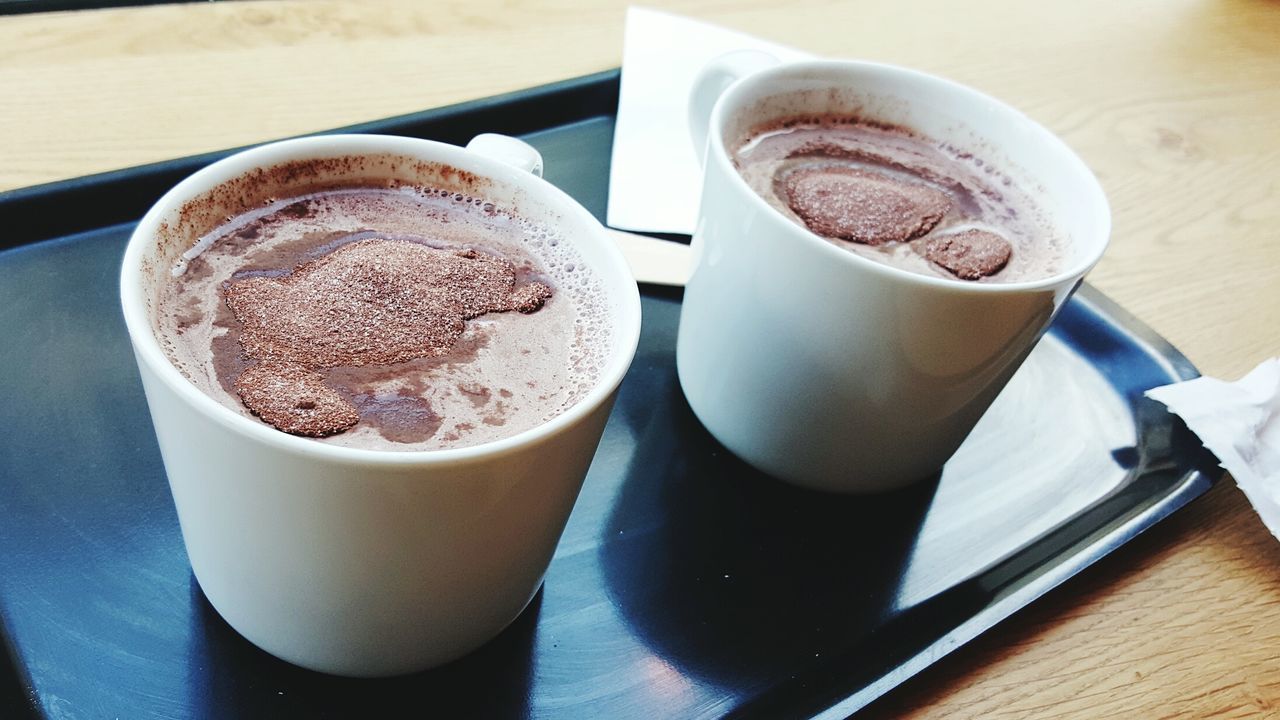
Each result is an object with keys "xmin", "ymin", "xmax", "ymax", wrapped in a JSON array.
[
  {"xmin": 120, "ymin": 133, "xmax": 642, "ymax": 467},
  {"xmin": 707, "ymin": 58, "xmax": 1112, "ymax": 294}
]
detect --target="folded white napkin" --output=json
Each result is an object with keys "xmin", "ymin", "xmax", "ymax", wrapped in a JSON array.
[
  {"xmin": 607, "ymin": 7, "xmax": 810, "ymax": 235},
  {"xmin": 1147, "ymin": 358, "xmax": 1280, "ymax": 538}
]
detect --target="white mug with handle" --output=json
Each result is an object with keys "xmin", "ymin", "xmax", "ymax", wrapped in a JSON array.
[
  {"xmin": 121, "ymin": 132, "xmax": 642, "ymax": 677},
  {"xmin": 676, "ymin": 55, "xmax": 1111, "ymax": 493}
]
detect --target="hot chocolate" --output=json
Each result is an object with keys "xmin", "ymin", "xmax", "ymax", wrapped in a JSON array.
[
  {"xmin": 158, "ymin": 184, "xmax": 612, "ymax": 451},
  {"xmin": 733, "ymin": 117, "xmax": 1066, "ymax": 282}
]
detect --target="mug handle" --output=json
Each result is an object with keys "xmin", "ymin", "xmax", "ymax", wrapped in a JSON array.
[
  {"xmin": 688, "ymin": 50, "xmax": 780, "ymax": 167},
  {"xmin": 465, "ymin": 133, "xmax": 545, "ymax": 177}
]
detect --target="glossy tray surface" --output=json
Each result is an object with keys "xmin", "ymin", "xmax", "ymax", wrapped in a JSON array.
[{"xmin": 0, "ymin": 72, "xmax": 1218, "ymax": 719}]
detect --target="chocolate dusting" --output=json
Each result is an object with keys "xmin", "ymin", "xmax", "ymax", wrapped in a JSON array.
[
  {"xmin": 922, "ymin": 229, "xmax": 1013, "ymax": 280},
  {"xmin": 781, "ymin": 165, "xmax": 951, "ymax": 246},
  {"xmin": 224, "ymin": 237, "xmax": 552, "ymax": 438},
  {"xmin": 234, "ymin": 362, "xmax": 359, "ymax": 437}
]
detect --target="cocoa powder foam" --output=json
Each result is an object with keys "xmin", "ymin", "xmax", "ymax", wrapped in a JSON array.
[
  {"xmin": 156, "ymin": 185, "xmax": 613, "ymax": 451},
  {"xmin": 734, "ymin": 117, "xmax": 1067, "ymax": 283}
]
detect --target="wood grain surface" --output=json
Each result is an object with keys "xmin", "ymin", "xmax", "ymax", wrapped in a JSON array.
[{"xmin": 3, "ymin": 0, "xmax": 1279, "ymax": 717}]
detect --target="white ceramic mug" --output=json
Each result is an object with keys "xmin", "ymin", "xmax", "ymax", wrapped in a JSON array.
[
  {"xmin": 120, "ymin": 134, "xmax": 642, "ymax": 676},
  {"xmin": 677, "ymin": 55, "xmax": 1110, "ymax": 493}
]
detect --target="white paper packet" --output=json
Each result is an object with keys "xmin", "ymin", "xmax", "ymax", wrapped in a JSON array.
[
  {"xmin": 606, "ymin": 7, "xmax": 810, "ymax": 235},
  {"xmin": 1146, "ymin": 358, "xmax": 1280, "ymax": 537}
]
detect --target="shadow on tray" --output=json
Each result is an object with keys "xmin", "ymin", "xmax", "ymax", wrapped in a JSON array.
[
  {"xmin": 184, "ymin": 582, "xmax": 540, "ymax": 718},
  {"xmin": 598, "ymin": 360, "xmax": 949, "ymax": 710}
]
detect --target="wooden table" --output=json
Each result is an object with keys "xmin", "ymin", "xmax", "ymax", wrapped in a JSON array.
[{"xmin": 3, "ymin": 0, "xmax": 1278, "ymax": 716}]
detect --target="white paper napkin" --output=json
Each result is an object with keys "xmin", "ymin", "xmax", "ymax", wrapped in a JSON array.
[
  {"xmin": 606, "ymin": 7, "xmax": 811, "ymax": 235},
  {"xmin": 1146, "ymin": 357, "xmax": 1280, "ymax": 538}
]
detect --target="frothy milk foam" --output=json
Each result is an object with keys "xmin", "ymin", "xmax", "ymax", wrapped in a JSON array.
[
  {"xmin": 734, "ymin": 117, "xmax": 1067, "ymax": 282},
  {"xmin": 156, "ymin": 183, "xmax": 613, "ymax": 452}
]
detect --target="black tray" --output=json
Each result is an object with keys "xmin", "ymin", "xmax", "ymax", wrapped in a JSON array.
[{"xmin": 0, "ymin": 70, "xmax": 1219, "ymax": 719}]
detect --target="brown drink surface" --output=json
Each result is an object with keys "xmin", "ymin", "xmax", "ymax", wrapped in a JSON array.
[
  {"xmin": 733, "ymin": 118, "xmax": 1066, "ymax": 282},
  {"xmin": 158, "ymin": 186, "xmax": 611, "ymax": 451}
]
